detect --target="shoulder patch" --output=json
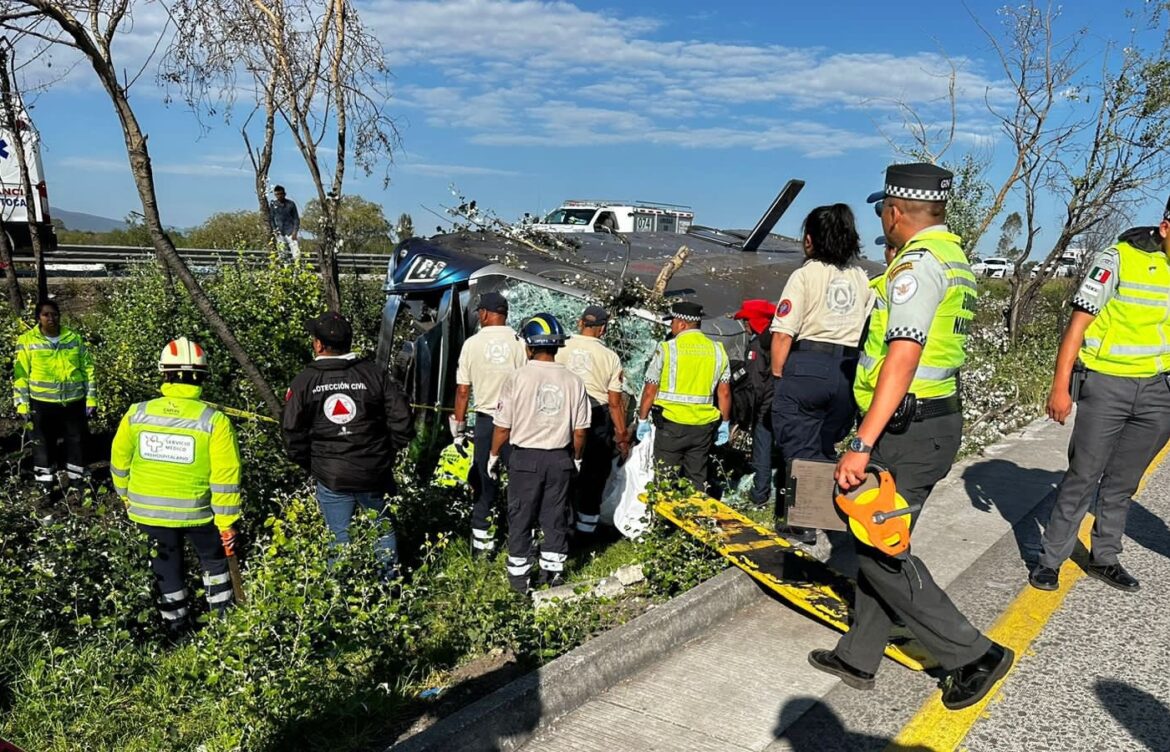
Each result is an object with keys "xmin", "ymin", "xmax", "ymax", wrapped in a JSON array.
[
  {"xmin": 898, "ymin": 250, "xmax": 927, "ymax": 262},
  {"xmin": 889, "ymin": 261, "xmax": 914, "ymax": 278},
  {"xmin": 776, "ymin": 299, "xmax": 793, "ymax": 317},
  {"xmin": 890, "ymin": 272, "xmax": 919, "ymax": 305}
]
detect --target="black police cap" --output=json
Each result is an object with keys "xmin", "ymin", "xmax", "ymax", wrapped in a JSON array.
[
  {"xmin": 665, "ymin": 301, "xmax": 704, "ymax": 323},
  {"xmin": 870, "ymin": 162, "xmax": 954, "ymax": 203}
]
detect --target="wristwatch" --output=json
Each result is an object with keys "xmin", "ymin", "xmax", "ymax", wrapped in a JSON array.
[{"xmin": 848, "ymin": 437, "xmax": 874, "ymax": 454}]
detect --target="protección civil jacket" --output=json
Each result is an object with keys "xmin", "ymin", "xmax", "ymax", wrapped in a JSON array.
[{"xmin": 282, "ymin": 354, "xmax": 415, "ymax": 493}]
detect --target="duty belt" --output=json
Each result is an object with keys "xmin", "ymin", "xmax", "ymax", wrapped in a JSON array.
[
  {"xmin": 914, "ymin": 393, "xmax": 961, "ymax": 421},
  {"xmin": 793, "ymin": 340, "xmax": 859, "ymax": 357}
]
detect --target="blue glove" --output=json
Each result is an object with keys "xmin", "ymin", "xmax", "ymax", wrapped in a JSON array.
[
  {"xmin": 635, "ymin": 418, "xmax": 652, "ymax": 441},
  {"xmin": 715, "ymin": 420, "xmax": 730, "ymax": 446},
  {"xmin": 86, "ymin": 407, "xmax": 98, "ymax": 419}
]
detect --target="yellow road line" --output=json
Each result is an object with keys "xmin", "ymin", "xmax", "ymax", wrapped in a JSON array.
[{"xmin": 886, "ymin": 439, "xmax": 1170, "ymax": 752}]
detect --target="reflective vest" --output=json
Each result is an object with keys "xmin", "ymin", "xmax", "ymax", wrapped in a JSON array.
[
  {"xmin": 652, "ymin": 329, "xmax": 726, "ymax": 425},
  {"xmin": 1080, "ymin": 240, "xmax": 1170, "ymax": 377},
  {"xmin": 13, "ymin": 325, "xmax": 96, "ymax": 414},
  {"xmin": 855, "ymin": 229, "xmax": 977, "ymax": 412},
  {"xmin": 110, "ymin": 382, "xmax": 242, "ymax": 530}
]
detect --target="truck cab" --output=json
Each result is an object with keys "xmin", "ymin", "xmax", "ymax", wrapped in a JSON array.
[{"xmin": 532, "ymin": 200, "xmax": 694, "ymax": 235}]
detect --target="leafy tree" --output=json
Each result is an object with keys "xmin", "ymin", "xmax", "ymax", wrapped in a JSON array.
[
  {"xmin": 996, "ymin": 211, "xmax": 1023, "ymax": 261},
  {"xmin": 394, "ymin": 212, "xmax": 414, "ymax": 243},
  {"xmin": 186, "ymin": 210, "xmax": 270, "ymax": 250},
  {"xmin": 303, "ymin": 195, "xmax": 393, "ymax": 254}
]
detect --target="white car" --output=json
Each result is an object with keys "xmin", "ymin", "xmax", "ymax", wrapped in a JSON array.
[{"xmin": 971, "ymin": 257, "xmax": 1013, "ymax": 278}]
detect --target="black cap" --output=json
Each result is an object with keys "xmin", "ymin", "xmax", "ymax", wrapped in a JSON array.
[
  {"xmin": 581, "ymin": 305, "xmax": 609, "ymax": 325},
  {"xmin": 476, "ymin": 291, "xmax": 509, "ymax": 314},
  {"xmin": 665, "ymin": 301, "xmax": 704, "ymax": 323},
  {"xmin": 869, "ymin": 162, "xmax": 953, "ymax": 204},
  {"xmin": 307, "ymin": 311, "xmax": 353, "ymax": 348}
]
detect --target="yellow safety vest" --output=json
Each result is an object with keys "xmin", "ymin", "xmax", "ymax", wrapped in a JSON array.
[
  {"xmin": 13, "ymin": 325, "xmax": 96, "ymax": 414},
  {"xmin": 110, "ymin": 382, "xmax": 242, "ymax": 530},
  {"xmin": 1080, "ymin": 240, "xmax": 1170, "ymax": 377},
  {"xmin": 855, "ymin": 229, "xmax": 977, "ymax": 412},
  {"xmin": 653, "ymin": 329, "xmax": 726, "ymax": 425}
]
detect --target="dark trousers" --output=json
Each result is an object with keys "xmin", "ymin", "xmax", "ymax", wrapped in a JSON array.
[
  {"xmin": 138, "ymin": 522, "xmax": 232, "ymax": 627},
  {"xmin": 574, "ymin": 405, "xmax": 615, "ymax": 533},
  {"xmin": 654, "ymin": 418, "xmax": 718, "ymax": 491},
  {"xmin": 751, "ymin": 411, "xmax": 779, "ymax": 504},
  {"xmin": 1040, "ymin": 371, "xmax": 1170, "ymax": 569},
  {"xmin": 506, "ymin": 447, "xmax": 574, "ymax": 588},
  {"xmin": 29, "ymin": 399, "xmax": 88, "ymax": 483},
  {"xmin": 834, "ymin": 412, "xmax": 991, "ymax": 673},
  {"xmin": 469, "ymin": 412, "xmax": 512, "ymax": 550},
  {"xmin": 772, "ymin": 350, "xmax": 858, "ymax": 462}
]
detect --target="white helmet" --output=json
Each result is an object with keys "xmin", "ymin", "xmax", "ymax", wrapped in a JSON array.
[{"xmin": 159, "ymin": 337, "xmax": 209, "ymax": 373}]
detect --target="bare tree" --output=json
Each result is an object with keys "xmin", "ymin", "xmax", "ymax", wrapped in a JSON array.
[
  {"xmin": 164, "ymin": 0, "xmax": 400, "ymax": 311},
  {"xmin": 0, "ymin": 0, "xmax": 283, "ymax": 418}
]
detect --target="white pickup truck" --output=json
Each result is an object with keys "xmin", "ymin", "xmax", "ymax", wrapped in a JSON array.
[
  {"xmin": 531, "ymin": 199, "xmax": 694, "ymax": 234},
  {"xmin": 0, "ymin": 97, "xmax": 57, "ymax": 253}
]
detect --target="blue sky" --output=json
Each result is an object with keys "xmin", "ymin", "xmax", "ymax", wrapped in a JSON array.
[{"xmin": 18, "ymin": 0, "xmax": 1168, "ymax": 256}]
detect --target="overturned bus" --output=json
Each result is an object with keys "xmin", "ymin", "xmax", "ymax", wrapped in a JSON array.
[{"xmin": 373, "ymin": 181, "xmax": 873, "ymax": 428}]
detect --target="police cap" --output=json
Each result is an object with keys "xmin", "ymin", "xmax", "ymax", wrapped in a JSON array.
[
  {"xmin": 665, "ymin": 301, "xmax": 704, "ymax": 323},
  {"xmin": 868, "ymin": 162, "xmax": 953, "ymax": 205}
]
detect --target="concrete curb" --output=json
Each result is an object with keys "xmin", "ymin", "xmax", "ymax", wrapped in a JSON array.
[{"xmin": 389, "ymin": 566, "xmax": 766, "ymax": 751}]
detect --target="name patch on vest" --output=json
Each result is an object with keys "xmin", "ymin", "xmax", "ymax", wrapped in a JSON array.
[{"xmin": 139, "ymin": 432, "xmax": 196, "ymax": 465}]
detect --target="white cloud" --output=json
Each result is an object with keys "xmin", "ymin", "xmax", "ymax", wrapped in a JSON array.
[
  {"xmin": 61, "ymin": 155, "xmax": 253, "ymax": 178},
  {"xmin": 400, "ymin": 161, "xmax": 522, "ymax": 177}
]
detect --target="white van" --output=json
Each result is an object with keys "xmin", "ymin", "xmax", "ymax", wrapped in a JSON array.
[
  {"xmin": 0, "ymin": 99, "xmax": 57, "ymax": 253},
  {"xmin": 531, "ymin": 199, "xmax": 694, "ymax": 235}
]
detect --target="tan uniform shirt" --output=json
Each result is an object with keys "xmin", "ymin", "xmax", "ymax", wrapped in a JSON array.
[
  {"xmin": 770, "ymin": 259, "xmax": 873, "ymax": 346},
  {"xmin": 494, "ymin": 361, "xmax": 591, "ymax": 449},
  {"xmin": 455, "ymin": 325, "xmax": 528, "ymax": 417},
  {"xmin": 555, "ymin": 334, "xmax": 623, "ymax": 407}
]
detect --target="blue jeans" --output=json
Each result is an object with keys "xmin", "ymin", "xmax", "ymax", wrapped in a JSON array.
[
  {"xmin": 316, "ymin": 482, "xmax": 398, "ymax": 577},
  {"xmin": 751, "ymin": 412, "xmax": 778, "ymax": 504}
]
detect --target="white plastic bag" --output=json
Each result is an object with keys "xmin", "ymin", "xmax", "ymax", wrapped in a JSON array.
[{"xmin": 603, "ymin": 426, "xmax": 655, "ymax": 539}]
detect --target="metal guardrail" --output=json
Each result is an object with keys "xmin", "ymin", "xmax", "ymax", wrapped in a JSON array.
[{"xmin": 10, "ymin": 244, "xmax": 393, "ymax": 273}]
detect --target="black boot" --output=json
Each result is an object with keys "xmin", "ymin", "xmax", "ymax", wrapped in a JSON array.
[
  {"xmin": 940, "ymin": 643, "xmax": 1014, "ymax": 710},
  {"xmin": 807, "ymin": 649, "xmax": 875, "ymax": 690},
  {"xmin": 1085, "ymin": 562, "xmax": 1140, "ymax": 592}
]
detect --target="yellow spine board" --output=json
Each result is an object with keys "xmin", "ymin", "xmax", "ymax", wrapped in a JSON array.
[{"xmin": 653, "ymin": 494, "xmax": 935, "ymax": 672}]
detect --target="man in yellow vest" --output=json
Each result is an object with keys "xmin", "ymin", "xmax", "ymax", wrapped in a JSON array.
[
  {"xmin": 1031, "ymin": 199, "xmax": 1170, "ymax": 593},
  {"xmin": 635, "ymin": 301, "xmax": 731, "ymax": 491},
  {"xmin": 808, "ymin": 164, "xmax": 1012, "ymax": 711},
  {"xmin": 110, "ymin": 337, "xmax": 242, "ymax": 638},
  {"xmin": 13, "ymin": 299, "xmax": 97, "ymax": 491}
]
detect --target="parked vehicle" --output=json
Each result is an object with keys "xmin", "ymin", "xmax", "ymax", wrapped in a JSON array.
[
  {"xmin": 531, "ymin": 199, "xmax": 694, "ymax": 234},
  {"xmin": 0, "ymin": 97, "xmax": 57, "ymax": 253},
  {"xmin": 971, "ymin": 257, "xmax": 1012, "ymax": 278}
]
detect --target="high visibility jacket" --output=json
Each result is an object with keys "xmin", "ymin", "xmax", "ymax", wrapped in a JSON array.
[
  {"xmin": 110, "ymin": 382, "xmax": 242, "ymax": 531},
  {"xmin": 855, "ymin": 229, "xmax": 977, "ymax": 412},
  {"xmin": 1080, "ymin": 239, "xmax": 1170, "ymax": 377},
  {"xmin": 13, "ymin": 325, "xmax": 96, "ymax": 414},
  {"xmin": 652, "ymin": 329, "xmax": 727, "ymax": 425}
]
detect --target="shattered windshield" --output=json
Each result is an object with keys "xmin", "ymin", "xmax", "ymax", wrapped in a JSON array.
[
  {"xmin": 542, "ymin": 208, "xmax": 596, "ymax": 226},
  {"xmin": 498, "ymin": 279, "xmax": 663, "ymax": 395}
]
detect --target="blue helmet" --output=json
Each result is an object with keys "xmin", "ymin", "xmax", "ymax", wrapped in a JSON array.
[{"xmin": 520, "ymin": 312, "xmax": 567, "ymax": 348}]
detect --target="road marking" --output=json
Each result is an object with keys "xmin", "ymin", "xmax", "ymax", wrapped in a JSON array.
[{"xmin": 885, "ymin": 439, "xmax": 1170, "ymax": 752}]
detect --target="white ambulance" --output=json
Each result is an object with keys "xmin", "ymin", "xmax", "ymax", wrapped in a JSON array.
[
  {"xmin": 532, "ymin": 199, "xmax": 694, "ymax": 234},
  {"xmin": 0, "ymin": 99, "xmax": 57, "ymax": 253}
]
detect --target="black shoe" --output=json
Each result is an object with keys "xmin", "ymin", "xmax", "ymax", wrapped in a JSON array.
[
  {"xmin": 508, "ymin": 576, "xmax": 530, "ymax": 596},
  {"xmin": 1028, "ymin": 565, "xmax": 1059, "ymax": 591},
  {"xmin": 535, "ymin": 569, "xmax": 566, "ymax": 589},
  {"xmin": 779, "ymin": 526, "xmax": 817, "ymax": 545},
  {"xmin": 807, "ymin": 649, "xmax": 875, "ymax": 690},
  {"xmin": 941, "ymin": 643, "xmax": 1014, "ymax": 710},
  {"xmin": 1085, "ymin": 563, "xmax": 1140, "ymax": 592}
]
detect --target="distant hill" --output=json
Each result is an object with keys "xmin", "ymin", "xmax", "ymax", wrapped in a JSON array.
[{"xmin": 54, "ymin": 209, "xmax": 126, "ymax": 233}]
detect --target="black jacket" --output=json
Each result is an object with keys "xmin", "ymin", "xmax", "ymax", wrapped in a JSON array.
[
  {"xmin": 282, "ymin": 355, "xmax": 415, "ymax": 493},
  {"xmin": 746, "ymin": 331, "xmax": 775, "ymax": 421}
]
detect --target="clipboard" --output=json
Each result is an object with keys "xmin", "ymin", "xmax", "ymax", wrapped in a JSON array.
[{"xmin": 784, "ymin": 458, "xmax": 878, "ymax": 532}]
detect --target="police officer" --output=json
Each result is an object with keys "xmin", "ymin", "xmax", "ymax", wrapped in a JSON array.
[
  {"xmin": 808, "ymin": 164, "xmax": 1012, "ymax": 711},
  {"xmin": 282, "ymin": 312, "xmax": 415, "ymax": 578},
  {"xmin": 732, "ymin": 299, "xmax": 780, "ymax": 506},
  {"xmin": 555, "ymin": 305, "xmax": 629, "ymax": 540},
  {"xmin": 13, "ymin": 298, "xmax": 97, "ymax": 492},
  {"xmin": 451, "ymin": 291, "xmax": 528, "ymax": 556},
  {"xmin": 110, "ymin": 338, "xmax": 241, "ymax": 638},
  {"xmin": 1030, "ymin": 199, "xmax": 1170, "ymax": 593},
  {"xmin": 770, "ymin": 204, "xmax": 873, "ymax": 543},
  {"xmin": 635, "ymin": 301, "xmax": 732, "ymax": 491},
  {"xmin": 489, "ymin": 313, "xmax": 590, "ymax": 593}
]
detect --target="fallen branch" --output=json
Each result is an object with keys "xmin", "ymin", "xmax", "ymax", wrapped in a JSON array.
[{"xmin": 653, "ymin": 245, "xmax": 690, "ymax": 296}]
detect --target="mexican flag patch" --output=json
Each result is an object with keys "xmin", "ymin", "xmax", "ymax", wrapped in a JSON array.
[{"xmin": 1089, "ymin": 266, "xmax": 1111, "ymax": 283}]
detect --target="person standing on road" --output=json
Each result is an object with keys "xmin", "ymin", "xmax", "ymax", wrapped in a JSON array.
[
  {"xmin": 451, "ymin": 291, "xmax": 528, "ymax": 556},
  {"xmin": 13, "ymin": 298, "xmax": 97, "ymax": 492},
  {"xmin": 490, "ymin": 313, "xmax": 590, "ymax": 593},
  {"xmin": 1030, "ymin": 199, "xmax": 1170, "ymax": 594},
  {"xmin": 555, "ymin": 305, "xmax": 629, "ymax": 542},
  {"xmin": 270, "ymin": 185, "xmax": 301, "ymax": 261},
  {"xmin": 283, "ymin": 312, "xmax": 415, "ymax": 579},
  {"xmin": 732, "ymin": 299, "xmax": 780, "ymax": 506},
  {"xmin": 635, "ymin": 301, "xmax": 732, "ymax": 492},
  {"xmin": 769, "ymin": 204, "xmax": 873, "ymax": 544},
  {"xmin": 110, "ymin": 338, "xmax": 240, "ymax": 639},
  {"xmin": 809, "ymin": 163, "xmax": 1013, "ymax": 711}
]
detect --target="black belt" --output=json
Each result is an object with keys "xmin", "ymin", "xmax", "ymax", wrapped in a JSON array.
[
  {"xmin": 914, "ymin": 393, "xmax": 961, "ymax": 421},
  {"xmin": 792, "ymin": 340, "xmax": 859, "ymax": 357}
]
